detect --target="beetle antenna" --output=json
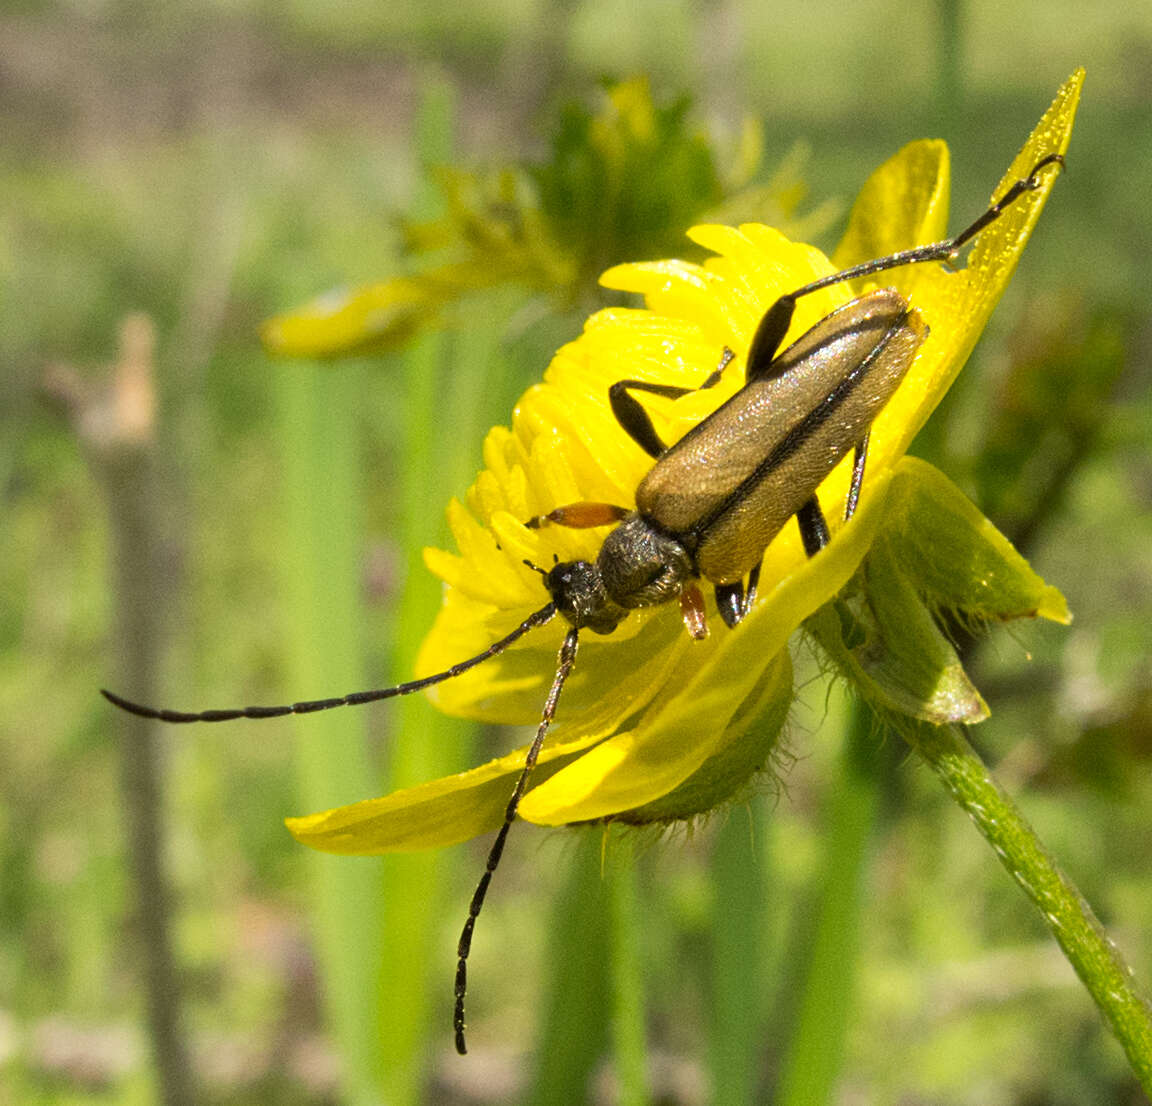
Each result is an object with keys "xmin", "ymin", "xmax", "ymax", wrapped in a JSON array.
[
  {"xmin": 788, "ymin": 153, "xmax": 1066, "ymax": 304},
  {"xmin": 522, "ymin": 554, "xmax": 562, "ymax": 579},
  {"xmin": 101, "ymin": 603, "xmax": 559, "ymax": 723},
  {"xmin": 454, "ymin": 625, "xmax": 579, "ymax": 1055}
]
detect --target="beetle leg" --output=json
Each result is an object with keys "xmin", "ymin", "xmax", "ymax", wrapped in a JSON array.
[
  {"xmin": 745, "ymin": 295, "xmax": 798, "ymax": 382},
  {"xmin": 609, "ymin": 347, "xmax": 738, "ymax": 459},
  {"xmin": 454, "ymin": 624, "xmax": 580, "ymax": 1054},
  {"xmin": 679, "ymin": 585, "xmax": 709, "ymax": 640},
  {"xmin": 796, "ymin": 496, "xmax": 831, "ymax": 557},
  {"xmin": 713, "ymin": 559, "xmax": 762, "ymax": 629},
  {"xmin": 525, "ymin": 503, "xmax": 630, "ymax": 529},
  {"xmin": 696, "ymin": 345, "xmax": 736, "ymax": 390},
  {"xmin": 714, "ymin": 580, "xmax": 745, "ymax": 629},
  {"xmin": 609, "ymin": 380, "xmax": 693, "ymax": 458},
  {"xmin": 743, "ymin": 562, "xmax": 761, "ymax": 616},
  {"xmin": 845, "ymin": 431, "xmax": 870, "ymax": 521}
]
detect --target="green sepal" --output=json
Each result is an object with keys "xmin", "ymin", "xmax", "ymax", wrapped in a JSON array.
[
  {"xmin": 882, "ymin": 456, "xmax": 1070, "ymax": 626},
  {"xmin": 809, "ymin": 456, "xmax": 1069, "ymax": 725},
  {"xmin": 809, "ymin": 547, "xmax": 988, "ymax": 725}
]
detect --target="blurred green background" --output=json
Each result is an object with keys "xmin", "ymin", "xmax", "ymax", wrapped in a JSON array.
[{"xmin": 3, "ymin": 3, "xmax": 1151, "ymax": 1104}]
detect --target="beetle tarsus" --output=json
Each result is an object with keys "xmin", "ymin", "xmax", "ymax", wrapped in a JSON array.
[
  {"xmin": 698, "ymin": 346, "xmax": 736, "ymax": 390},
  {"xmin": 714, "ymin": 581, "xmax": 745, "ymax": 629}
]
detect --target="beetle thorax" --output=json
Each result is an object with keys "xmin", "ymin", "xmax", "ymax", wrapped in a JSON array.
[
  {"xmin": 543, "ymin": 515, "xmax": 695, "ymax": 635},
  {"xmin": 597, "ymin": 514, "xmax": 694, "ymax": 611}
]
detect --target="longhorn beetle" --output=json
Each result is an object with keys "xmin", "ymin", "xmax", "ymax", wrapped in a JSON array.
[{"xmin": 103, "ymin": 151, "xmax": 1064, "ymax": 1054}]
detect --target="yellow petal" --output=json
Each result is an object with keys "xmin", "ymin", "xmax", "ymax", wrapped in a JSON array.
[
  {"xmin": 833, "ymin": 139, "xmax": 951, "ymax": 275},
  {"xmin": 286, "ymin": 728, "xmax": 603, "ymax": 853},
  {"xmin": 262, "ymin": 278, "xmax": 443, "ymax": 358},
  {"xmin": 365, "ymin": 72, "xmax": 1085, "ymax": 840},
  {"xmin": 868, "ymin": 68, "xmax": 1084, "ymax": 477}
]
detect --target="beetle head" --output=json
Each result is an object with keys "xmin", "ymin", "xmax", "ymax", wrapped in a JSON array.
[{"xmin": 543, "ymin": 558, "xmax": 628, "ymax": 635}]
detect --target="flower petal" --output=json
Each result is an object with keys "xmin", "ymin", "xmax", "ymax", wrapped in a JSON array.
[
  {"xmin": 285, "ymin": 730, "xmax": 601, "ymax": 854},
  {"xmin": 311, "ymin": 73, "xmax": 1085, "ymax": 847},
  {"xmin": 615, "ymin": 649, "xmax": 794, "ymax": 823},
  {"xmin": 865, "ymin": 69, "xmax": 1084, "ymax": 479},
  {"xmin": 832, "ymin": 139, "xmax": 951, "ymax": 275},
  {"xmin": 418, "ymin": 593, "xmax": 695, "ymax": 731},
  {"xmin": 262, "ymin": 278, "xmax": 444, "ymax": 358}
]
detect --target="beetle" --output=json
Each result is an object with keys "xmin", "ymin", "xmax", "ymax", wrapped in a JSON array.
[{"xmin": 103, "ymin": 151, "xmax": 1064, "ymax": 1054}]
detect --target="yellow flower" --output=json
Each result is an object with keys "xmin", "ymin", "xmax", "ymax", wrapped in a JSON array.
[{"xmin": 288, "ymin": 70, "xmax": 1083, "ymax": 856}]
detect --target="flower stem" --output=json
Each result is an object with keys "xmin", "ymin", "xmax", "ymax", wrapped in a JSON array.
[
  {"xmin": 607, "ymin": 831, "xmax": 649, "ymax": 1106},
  {"xmin": 526, "ymin": 833, "xmax": 610, "ymax": 1105},
  {"xmin": 709, "ymin": 802, "xmax": 769, "ymax": 1106},
  {"xmin": 775, "ymin": 699, "xmax": 883, "ymax": 1106},
  {"xmin": 277, "ymin": 361, "xmax": 385, "ymax": 1106},
  {"xmin": 377, "ymin": 70, "xmax": 468, "ymax": 1096},
  {"xmin": 909, "ymin": 721, "xmax": 1152, "ymax": 1091}
]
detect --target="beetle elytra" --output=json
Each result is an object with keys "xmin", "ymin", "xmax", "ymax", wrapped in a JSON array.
[{"xmin": 103, "ymin": 151, "xmax": 1064, "ymax": 1054}]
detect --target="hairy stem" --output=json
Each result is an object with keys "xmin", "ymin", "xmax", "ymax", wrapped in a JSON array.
[{"xmin": 910, "ymin": 721, "xmax": 1152, "ymax": 1091}]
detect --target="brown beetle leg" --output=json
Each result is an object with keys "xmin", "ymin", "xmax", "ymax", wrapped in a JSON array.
[
  {"xmin": 679, "ymin": 585, "xmax": 709, "ymax": 640},
  {"xmin": 525, "ymin": 502, "xmax": 631, "ymax": 529}
]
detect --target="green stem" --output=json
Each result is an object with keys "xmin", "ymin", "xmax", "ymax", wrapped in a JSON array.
[
  {"xmin": 607, "ymin": 832, "xmax": 649, "ymax": 1106},
  {"xmin": 932, "ymin": 0, "xmax": 964, "ymax": 130},
  {"xmin": 910, "ymin": 721, "xmax": 1152, "ymax": 1092},
  {"xmin": 526, "ymin": 834, "xmax": 610, "ymax": 1106},
  {"xmin": 708, "ymin": 802, "xmax": 768, "ymax": 1106},
  {"xmin": 375, "ymin": 314, "xmax": 465, "ymax": 1096},
  {"xmin": 277, "ymin": 362, "xmax": 384, "ymax": 1106},
  {"xmin": 776, "ymin": 700, "xmax": 883, "ymax": 1106},
  {"xmin": 375, "ymin": 70, "xmax": 468, "ymax": 1094}
]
